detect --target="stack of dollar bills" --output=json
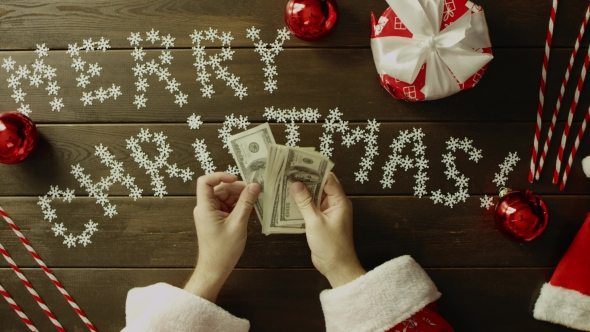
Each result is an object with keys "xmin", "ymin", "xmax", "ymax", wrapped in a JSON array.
[{"xmin": 228, "ymin": 123, "xmax": 334, "ymax": 235}]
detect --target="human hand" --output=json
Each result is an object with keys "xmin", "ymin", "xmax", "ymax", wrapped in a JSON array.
[
  {"xmin": 184, "ymin": 172, "xmax": 260, "ymax": 302},
  {"xmin": 291, "ymin": 172, "xmax": 366, "ymax": 288}
]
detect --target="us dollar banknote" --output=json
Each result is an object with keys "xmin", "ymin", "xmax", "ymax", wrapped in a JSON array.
[
  {"xmin": 227, "ymin": 123, "xmax": 276, "ymax": 222},
  {"xmin": 228, "ymin": 124, "xmax": 334, "ymax": 235},
  {"xmin": 265, "ymin": 146, "xmax": 334, "ymax": 228}
]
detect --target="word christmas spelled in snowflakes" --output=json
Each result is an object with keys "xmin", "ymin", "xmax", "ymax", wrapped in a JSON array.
[{"xmin": 37, "ymin": 103, "xmax": 518, "ymax": 249}]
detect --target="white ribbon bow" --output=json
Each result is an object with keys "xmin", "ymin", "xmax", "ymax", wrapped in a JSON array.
[{"xmin": 371, "ymin": 0, "xmax": 493, "ymax": 100}]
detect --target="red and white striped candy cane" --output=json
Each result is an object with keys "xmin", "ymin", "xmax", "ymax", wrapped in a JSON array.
[
  {"xmin": 0, "ymin": 206, "xmax": 98, "ymax": 332},
  {"xmin": 553, "ymin": 41, "xmax": 590, "ymax": 185},
  {"xmin": 528, "ymin": 0, "xmax": 559, "ymax": 183},
  {"xmin": 560, "ymin": 105, "xmax": 590, "ymax": 189},
  {"xmin": 0, "ymin": 243, "xmax": 64, "ymax": 331},
  {"xmin": 0, "ymin": 283, "xmax": 39, "ymax": 331},
  {"xmin": 536, "ymin": 4, "xmax": 590, "ymax": 180}
]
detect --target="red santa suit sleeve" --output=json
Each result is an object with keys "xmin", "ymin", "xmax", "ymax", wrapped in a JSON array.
[{"xmin": 319, "ymin": 255, "xmax": 453, "ymax": 332}]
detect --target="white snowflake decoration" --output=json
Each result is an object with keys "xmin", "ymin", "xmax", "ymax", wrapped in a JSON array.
[
  {"xmin": 246, "ymin": 26, "xmax": 261, "ymax": 41},
  {"xmin": 187, "ymin": 113, "xmax": 203, "ymax": 130},
  {"xmin": 146, "ymin": 29, "xmax": 160, "ymax": 44},
  {"xmin": 481, "ymin": 151, "xmax": 520, "ymax": 210},
  {"xmin": 250, "ymin": 27, "xmax": 290, "ymax": 93},
  {"xmin": 128, "ymin": 31, "xmax": 187, "ymax": 109},
  {"xmin": 192, "ymin": 139, "xmax": 217, "ymax": 175},
  {"xmin": 226, "ymin": 165, "xmax": 240, "ymax": 175},
  {"xmin": 190, "ymin": 28, "xmax": 247, "ymax": 99},
  {"xmin": 49, "ymin": 97, "xmax": 64, "ymax": 112},
  {"xmin": 2, "ymin": 56, "xmax": 16, "ymax": 72},
  {"xmin": 127, "ymin": 32, "xmax": 143, "ymax": 46},
  {"xmin": 35, "ymin": 44, "xmax": 50, "ymax": 58},
  {"xmin": 133, "ymin": 94, "xmax": 147, "ymax": 109},
  {"xmin": 67, "ymin": 37, "xmax": 120, "ymax": 107},
  {"xmin": 381, "ymin": 128, "xmax": 428, "ymax": 195},
  {"xmin": 11, "ymin": 88, "xmax": 26, "ymax": 103},
  {"xmin": 71, "ymin": 145, "xmax": 143, "ymax": 208},
  {"xmin": 37, "ymin": 185, "xmax": 99, "ymax": 248},
  {"xmin": 187, "ymin": 112, "xmax": 248, "ymax": 175},
  {"xmin": 321, "ymin": 109, "xmax": 380, "ymax": 184},
  {"xmin": 493, "ymin": 152, "xmax": 520, "ymax": 187},
  {"xmin": 263, "ymin": 106, "xmax": 321, "ymax": 147},
  {"xmin": 429, "ymin": 137, "xmax": 482, "ymax": 208},
  {"xmin": 480, "ymin": 195, "xmax": 494, "ymax": 210},
  {"xmin": 218, "ymin": 114, "xmax": 250, "ymax": 150},
  {"xmin": 126, "ymin": 128, "xmax": 194, "ymax": 197},
  {"xmin": 6, "ymin": 53, "xmax": 62, "ymax": 115},
  {"xmin": 17, "ymin": 103, "xmax": 31, "ymax": 116}
]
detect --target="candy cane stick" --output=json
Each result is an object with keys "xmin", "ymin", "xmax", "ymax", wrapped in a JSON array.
[
  {"xmin": 0, "ymin": 243, "xmax": 64, "ymax": 331},
  {"xmin": 536, "ymin": 4, "xmax": 590, "ymax": 180},
  {"xmin": 0, "ymin": 206, "xmax": 98, "ymax": 332},
  {"xmin": 553, "ymin": 43, "xmax": 590, "ymax": 184},
  {"xmin": 0, "ymin": 283, "xmax": 39, "ymax": 331},
  {"xmin": 560, "ymin": 105, "xmax": 590, "ymax": 189},
  {"xmin": 528, "ymin": 0, "xmax": 559, "ymax": 183}
]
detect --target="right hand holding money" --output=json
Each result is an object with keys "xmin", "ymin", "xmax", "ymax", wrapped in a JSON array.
[{"xmin": 291, "ymin": 173, "xmax": 366, "ymax": 288}]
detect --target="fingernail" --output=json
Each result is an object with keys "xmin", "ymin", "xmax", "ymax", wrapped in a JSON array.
[
  {"xmin": 292, "ymin": 181, "xmax": 305, "ymax": 194},
  {"xmin": 248, "ymin": 183, "xmax": 261, "ymax": 194}
]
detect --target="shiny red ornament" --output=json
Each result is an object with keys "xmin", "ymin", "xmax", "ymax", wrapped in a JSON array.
[
  {"xmin": 285, "ymin": 0, "xmax": 338, "ymax": 41},
  {"xmin": 494, "ymin": 189, "xmax": 549, "ymax": 242},
  {"xmin": 0, "ymin": 112, "xmax": 38, "ymax": 164}
]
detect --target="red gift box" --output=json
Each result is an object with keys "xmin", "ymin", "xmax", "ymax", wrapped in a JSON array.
[{"xmin": 371, "ymin": 0, "xmax": 493, "ymax": 101}]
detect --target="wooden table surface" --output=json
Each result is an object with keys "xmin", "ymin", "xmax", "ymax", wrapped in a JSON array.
[{"xmin": 1, "ymin": 0, "xmax": 589, "ymax": 331}]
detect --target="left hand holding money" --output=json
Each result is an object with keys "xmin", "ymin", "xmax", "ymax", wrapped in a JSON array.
[{"xmin": 184, "ymin": 172, "xmax": 261, "ymax": 302}]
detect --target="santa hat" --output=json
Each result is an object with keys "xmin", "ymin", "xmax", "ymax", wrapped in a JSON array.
[
  {"xmin": 583, "ymin": 156, "xmax": 590, "ymax": 178},
  {"xmin": 533, "ymin": 213, "xmax": 590, "ymax": 330}
]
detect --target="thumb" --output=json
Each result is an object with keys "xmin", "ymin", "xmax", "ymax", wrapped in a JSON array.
[
  {"xmin": 231, "ymin": 183, "xmax": 261, "ymax": 222},
  {"xmin": 291, "ymin": 182, "xmax": 321, "ymax": 221}
]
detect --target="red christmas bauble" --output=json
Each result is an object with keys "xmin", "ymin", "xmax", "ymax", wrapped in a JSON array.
[
  {"xmin": 0, "ymin": 112, "xmax": 38, "ymax": 164},
  {"xmin": 494, "ymin": 189, "xmax": 548, "ymax": 241},
  {"xmin": 285, "ymin": 0, "xmax": 338, "ymax": 41}
]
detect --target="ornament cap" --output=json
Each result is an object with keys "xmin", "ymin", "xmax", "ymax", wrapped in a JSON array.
[{"xmin": 499, "ymin": 187, "xmax": 512, "ymax": 198}]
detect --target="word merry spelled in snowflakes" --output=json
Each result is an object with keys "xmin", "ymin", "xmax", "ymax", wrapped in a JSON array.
[{"xmin": 3, "ymin": 27, "xmax": 290, "ymax": 115}]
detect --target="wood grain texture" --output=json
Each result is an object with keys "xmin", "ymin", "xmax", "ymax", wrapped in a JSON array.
[
  {"xmin": 0, "ymin": 123, "xmax": 589, "ymax": 196},
  {"xmin": 0, "ymin": 195, "xmax": 585, "ymax": 268},
  {"xmin": 1, "ymin": 48, "xmax": 590, "ymax": 123},
  {"xmin": 0, "ymin": 1, "xmax": 589, "ymax": 330},
  {"xmin": 0, "ymin": 0, "xmax": 588, "ymax": 49},
  {"xmin": 0, "ymin": 267, "xmax": 573, "ymax": 331}
]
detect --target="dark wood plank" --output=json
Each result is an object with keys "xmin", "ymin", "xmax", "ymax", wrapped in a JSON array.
[
  {"xmin": 0, "ymin": 195, "xmax": 585, "ymax": 268},
  {"xmin": 1, "ymin": 48, "xmax": 589, "ymax": 123},
  {"xmin": 1, "ymin": 122, "xmax": 590, "ymax": 196},
  {"xmin": 0, "ymin": 0, "xmax": 588, "ymax": 49},
  {"xmin": 0, "ymin": 267, "xmax": 573, "ymax": 331}
]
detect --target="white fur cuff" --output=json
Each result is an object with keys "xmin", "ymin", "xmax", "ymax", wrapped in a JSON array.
[
  {"xmin": 534, "ymin": 283, "xmax": 590, "ymax": 331},
  {"xmin": 122, "ymin": 282, "xmax": 249, "ymax": 332},
  {"xmin": 319, "ymin": 256, "xmax": 441, "ymax": 332}
]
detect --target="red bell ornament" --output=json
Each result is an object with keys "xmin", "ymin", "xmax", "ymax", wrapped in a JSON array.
[
  {"xmin": 494, "ymin": 188, "xmax": 549, "ymax": 242},
  {"xmin": 285, "ymin": 0, "xmax": 338, "ymax": 41},
  {"xmin": 0, "ymin": 112, "xmax": 38, "ymax": 164}
]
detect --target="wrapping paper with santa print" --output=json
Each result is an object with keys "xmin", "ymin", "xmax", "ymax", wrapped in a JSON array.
[{"xmin": 371, "ymin": 0, "xmax": 493, "ymax": 101}]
